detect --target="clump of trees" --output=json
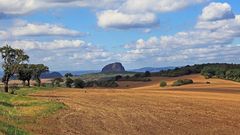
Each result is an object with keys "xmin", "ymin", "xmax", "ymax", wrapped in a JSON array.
[
  {"xmin": 31, "ymin": 64, "xmax": 49, "ymax": 86},
  {"xmin": 65, "ymin": 77, "xmax": 74, "ymax": 88},
  {"xmin": 94, "ymin": 80, "xmax": 118, "ymax": 88},
  {"xmin": 74, "ymin": 78, "xmax": 85, "ymax": 88},
  {"xmin": 115, "ymin": 71, "xmax": 152, "ymax": 82},
  {"xmin": 201, "ymin": 66, "xmax": 240, "ymax": 82},
  {"xmin": 17, "ymin": 64, "xmax": 33, "ymax": 87},
  {"xmin": 0, "ymin": 45, "xmax": 49, "ymax": 92},
  {"xmin": 64, "ymin": 76, "xmax": 119, "ymax": 88},
  {"xmin": 51, "ymin": 78, "xmax": 64, "ymax": 87}
]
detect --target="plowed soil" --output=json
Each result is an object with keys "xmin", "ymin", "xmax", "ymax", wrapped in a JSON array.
[{"xmin": 29, "ymin": 74, "xmax": 240, "ymax": 135}]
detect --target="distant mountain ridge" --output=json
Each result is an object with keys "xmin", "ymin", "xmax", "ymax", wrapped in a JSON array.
[
  {"xmin": 58, "ymin": 70, "xmax": 100, "ymax": 76},
  {"xmin": 0, "ymin": 66, "xmax": 175, "ymax": 79},
  {"xmin": 130, "ymin": 67, "xmax": 175, "ymax": 72}
]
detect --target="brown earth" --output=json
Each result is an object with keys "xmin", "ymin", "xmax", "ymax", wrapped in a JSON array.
[{"xmin": 28, "ymin": 74, "xmax": 240, "ymax": 135}]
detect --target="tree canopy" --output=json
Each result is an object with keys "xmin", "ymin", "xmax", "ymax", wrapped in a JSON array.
[
  {"xmin": 0, "ymin": 45, "xmax": 29, "ymax": 92},
  {"xmin": 31, "ymin": 64, "xmax": 49, "ymax": 86}
]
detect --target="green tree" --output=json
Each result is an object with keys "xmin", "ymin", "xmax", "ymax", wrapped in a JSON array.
[
  {"xmin": 73, "ymin": 78, "xmax": 85, "ymax": 88},
  {"xmin": 0, "ymin": 45, "xmax": 29, "ymax": 92},
  {"xmin": 31, "ymin": 64, "xmax": 49, "ymax": 87},
  {"xmin": 52, "ymin": 78, "xmax": 64, "ymax": 87},
  {"xmin": 144, "ymin": 71, "xmax": 151, "ymax": 77},
  {"xmin": 17, "ymin": 64, "xmax": 33, "ymax": 87},
  {"xmin": 64, "ymin": 73, "xmax": 73, "ymax": 78},
  {"xmin": 65, "ymin": 77, "xmax": 74, "ymax": 88}
]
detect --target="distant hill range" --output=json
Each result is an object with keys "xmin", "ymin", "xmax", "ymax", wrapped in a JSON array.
[
  {"xmin": 58, "ymin": 70, "xmax": 100, "ymax": 76},
  {"xmin": 130, "ymin": 67, "xmax": 175, "ymax": 73},
  {"xmin": 0, "ymin": 66, "xmax": 175, "ymax": 79}
]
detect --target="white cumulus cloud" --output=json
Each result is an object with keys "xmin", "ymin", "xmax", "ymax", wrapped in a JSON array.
[
  {"xmin": 10, "ymin": 23, "xmax": 83, "ymax": 37},
  {"xmin": 121, "ymin": 0, "xmax": 206, "ymax": 13},
  {"xmin": 120, "ymin": 2, "xmax": 240, "ymax": 66},
  {"xmin": 97, "ymin": 10, "xmax": 158, "ymax": 29},
  {"xmin": 199, "ymin": 2, "xmax": 235, "ymax": 21}
]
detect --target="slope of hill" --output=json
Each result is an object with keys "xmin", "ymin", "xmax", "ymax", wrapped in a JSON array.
[
  {"xmin": 131, "ymin": 67, "xmax": 175, "ymax": 72},
  {"xmin": 58, "ymin": 70, "xmax": 99, "ymax": 76}
]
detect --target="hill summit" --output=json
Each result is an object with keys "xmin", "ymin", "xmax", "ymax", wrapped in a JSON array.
[{"xmin": 102, "ymin": 62, "xmax": 125, "ymax": 73}]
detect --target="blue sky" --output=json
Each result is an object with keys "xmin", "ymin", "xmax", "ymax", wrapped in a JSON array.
[{"xmin": 0, "ymin": 0, "xmax": 239, "ymax": 71}]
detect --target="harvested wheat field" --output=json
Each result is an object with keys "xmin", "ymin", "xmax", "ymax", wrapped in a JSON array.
[{"xmin": 29, "ymin": 74, "xmax": 240, "ymax": 135}]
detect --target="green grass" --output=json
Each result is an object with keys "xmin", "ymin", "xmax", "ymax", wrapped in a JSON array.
[
  {"xmin": 0, "ymin": 87, "xmax": 66, "ymax": 134},
  {"xmin": 14, "ymin": 87, "xmax": 53, "ymax": 96},
  {"xmin": 0, "ymin": 121, "xmax": 29, "ymax": 135}
]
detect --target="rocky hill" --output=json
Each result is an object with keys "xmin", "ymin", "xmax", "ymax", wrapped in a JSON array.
[{"xmin": 101, "ymin": 62, "xmax": 125, "ymax": 73}]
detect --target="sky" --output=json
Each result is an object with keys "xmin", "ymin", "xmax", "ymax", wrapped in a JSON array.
[{"xmin": 0, "ymin": 0, "xmax": 239, "ymax": 71}]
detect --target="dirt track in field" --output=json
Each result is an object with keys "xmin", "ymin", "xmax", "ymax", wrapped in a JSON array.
[{"xmin": 29, "ymin": 74, "xmax": 240, "ymax": 135}]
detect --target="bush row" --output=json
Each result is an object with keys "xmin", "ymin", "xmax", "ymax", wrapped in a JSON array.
[
  {"xmin": 159, "ymin": 79, "xmax": 194, "ymax": 87},
  {"xmin": 63, "ymin": 77, "xmax": 119, "ymax": 88},
  {"xmin": 172, "ymin": 79, "xmax": 193, "ymax": 86},
  {"xmin": 115, "ymin": 71, "xmax": 152, "ymax": 82}
]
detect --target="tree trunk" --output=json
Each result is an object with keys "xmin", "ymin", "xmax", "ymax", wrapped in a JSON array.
[
  {"xmin": 37, "ymin": 78, "xmax": 41, "ymax": 87},
  {"xmin": 27, "ymin": 80, "xmax": 30, "ymax": 87},
  {"xmin": 4, "ymin": 81, "xmax": 8, "ymax": 93}
]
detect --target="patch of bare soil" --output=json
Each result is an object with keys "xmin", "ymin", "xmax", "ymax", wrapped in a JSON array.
[{"xmin": 29, "ymin": 74, "xmax": 240, "ymax": 135}]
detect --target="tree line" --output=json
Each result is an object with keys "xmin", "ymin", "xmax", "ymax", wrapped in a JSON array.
[
  {"xmin": 201, "ymin": 65, "xmax": 240, "ymax": 82},
  {"xmin": 151, "ymin": 63, "xmax": 240, "ymax": 82},
  {"xmin": 0, "ymin": 45, "xmax": 49, "ymax": 92}
]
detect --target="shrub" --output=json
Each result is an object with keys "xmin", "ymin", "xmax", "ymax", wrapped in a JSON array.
[
  {"xmin": 172, "ymin": 79, "xmax": 184, "ymax": 86},
  {"xmin": 9, "ymin": 84, "xmax": 20, "ymax": 94},
  {"xmin": 160, "ymin": 81, "xmax": 167, "ymax": 87},
  {"xmin": 204, "ymin": 76, "xmax": 210, "ymax": 79},
  {"xmin": 172, "ymin": 79, "xmax": 193, "ymax": 86},
  {"xmin": 41, "ymin": 83, "xmax": 53, "ymax": 88},
  {"xmin": 65, "ymin": 78, "xmax": 74, "ymax": 88},
  {"xmin": 206, "ymin": 81, "xmax": 211, "ymax": 84},
  {"xmin": 183, "ymin": 79, "xmax": 193, "ymax": 84},
  {"xmin": 74, "ymin": 78, "xmax": 85, "ymax": 88}
]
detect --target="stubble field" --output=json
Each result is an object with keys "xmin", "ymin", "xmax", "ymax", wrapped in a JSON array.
[{"xmin": 27, "ymin": 74, "xmax": 240, "ymax": 135}]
